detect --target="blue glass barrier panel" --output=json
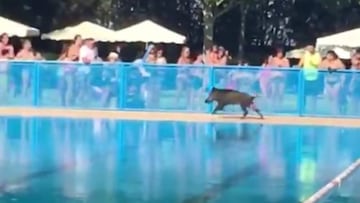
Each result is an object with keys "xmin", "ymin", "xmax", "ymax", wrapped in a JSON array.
[
  {"xmin": 2, "ymin": 60, "xmax": 360, "ymax": 118},
  {"xmin": 302, "ymin": 69, "xmax": 360, "ymax": 117},
  {"xmin": 213, "ymin": 66, "xmax": 300, "ymax": 115},
  {"xmin": 39, "ymin": 62, "xmax": 120, "ymax": 109},
  {"xmin": 0, "ymin": 61, "xmax": 35, "ymax": 106},
  {"xmin": 122, "ymin": 63, "xmax": 208, "ymax": 112}
]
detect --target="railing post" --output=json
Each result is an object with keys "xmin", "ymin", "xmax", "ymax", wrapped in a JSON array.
[
  {"xmin": 207, "ymin": 66, "xmax": 215, "ymax": 113},
  {"xmin": 117, "ymin": 63, "xmax": 125, "ymax": 110},
  {"xmin": 32, "ymin": 61, "xmax": 40, "ymax": 107},
  {"xmin": 297, "ymin": 68, "xmax": 304, "ymax": 116}
]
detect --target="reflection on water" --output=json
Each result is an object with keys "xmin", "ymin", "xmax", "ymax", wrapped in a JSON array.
[{"xmin": 0, "ymin": 117, "xmax": 358, "ymax": 202}]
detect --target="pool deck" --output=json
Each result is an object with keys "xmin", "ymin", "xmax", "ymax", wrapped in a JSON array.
[{"xmin": 0, "ymin": 107, "xmax": 359, "ymax": 127}]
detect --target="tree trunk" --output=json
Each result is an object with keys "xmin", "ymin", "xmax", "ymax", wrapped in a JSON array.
[
  {"xmin": 203, "ymin": 4, "xmax": 215, "ymax": 51},
  {"xmin": 238, "ymin": 4, "xmax": 248, "ymax": 59}
]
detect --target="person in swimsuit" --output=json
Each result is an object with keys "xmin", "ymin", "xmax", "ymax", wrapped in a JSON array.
[
  {"xmin": 0, "ymin": 33, "xmax": 14, "ymax": 100},
  {"xmin": 228, "ymin": 59, "xmax": 254, "ymax": 92},
  {"xmin": 0, "ymin": 33, "xmax": 14, "ymax": 60},
  {"xmin": 77, "ymin": 38, "xmax": 96, "ymax": 104},
  {"xmin": 319, "ymin": 50, "xmax": 345, "ymax": 114},
  {"xmin": 258, "ymin": 56, "xmax": 272, "ymax": 109},
  {"xmin": 67, "ymin": 35, "xmax": 82, "ymax": 61},
  {"xmin": 209, "ymin": 45, "xmax": 219, "ymax": 65},
  {"xmin": 15, "ymin": 39, "xmax": 36, "ymax": 98},
  {"xmin": 176, "ymin": 46, "xmax": 191, "ymax": 107},
  {"xmin": 349, "ymin": 51, "xmax": 360, "ymax": 115},
  {"xmin": 140, "ymin": 47, "xmax": 159, "ymax": 108},
  {"xmin": 217, "ymin": 46, "xmax": 227, "ymax": 65},
  {"xmin": 58, "ymin": 44, "xmax": 76, "ymax": 106},
  {"xmin": 91, "ymin": 52, "xmax": 118, "ymax": 108},
  {"xmin": 149, "ymin": 47, "xmax": 167, "ymax": 108},
  {"xmin": 268, "ymin": 48, "xmax": 290, "ymax": 110},
  {"xmin": 216, "ymin": 46, "xmax": 228, "ymax": 87},
  {"xmin": 189, "ymin": 53, "xmax": 205, "ymax": 110}
]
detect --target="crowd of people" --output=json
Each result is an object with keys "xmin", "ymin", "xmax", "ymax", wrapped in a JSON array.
[{"xmin": 1, "ymin": 32, "xmax": 360, "ymax": 114}]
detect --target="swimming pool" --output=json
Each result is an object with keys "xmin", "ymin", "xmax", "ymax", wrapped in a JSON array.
[{"xmin": 0, "ymin": 117, "xmax": 359, "ymax": 203}]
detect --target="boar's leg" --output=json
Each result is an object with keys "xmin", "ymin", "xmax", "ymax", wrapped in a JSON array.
[
  {"xmin": 240, "ymin": 105, "xmax": 248, "ymax": 118},
  {"xmin": 250, "ymin": 103, "xmax": 264, "ymax": 119},
  {"xmin": 212, "ymin": 103, "xmax": 225, "ymax": 114}
]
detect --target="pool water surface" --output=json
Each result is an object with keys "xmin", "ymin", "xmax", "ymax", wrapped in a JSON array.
[{"xmin": 0, "ymin": 117, "xmax": 359, "ymax": 203}]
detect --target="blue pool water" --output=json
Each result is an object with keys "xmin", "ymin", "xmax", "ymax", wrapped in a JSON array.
[{"xmin": 0, "ymin": 117, "xmax": 359, "ymax": 203}]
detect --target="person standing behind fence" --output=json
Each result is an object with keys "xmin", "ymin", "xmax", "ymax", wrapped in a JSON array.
[
  {"xmin": 217, "ymin": 46, "xmax": 229, "ymax": 88},
  {"xmin": 268, "ymin": 48, "xmax": 290, "ymax": 111},
  {"xmin": 258, "ymin": 56, "xmax": 272, "ymax": 109},
  {"xmin": 143, "ymin": 48, "xmax": 156, "ymax": 107},
  {"xmin": 319, "ymin": 50, "xmax": 345, "ymax": 114},
  {"xmin": 91, "ymin": 52, "xmax": 118, "ymax": 107},
  {"xmin": 0, "ymin": 33, "xmax": 14, "ymax": 100},
  {"xmin": 67, "ymin": 35, "xmax": 82, "ymax": 61},
  {"xmin": 298, "ymin": 45, "xmax": 322, "ymax": 113},
  {"xmin": 15, "ymin": 39, "xmax": 36, "ymax": 98},
  {"xmin": 349, "ymin": 51, "xmax": 360, "ymax": 115},
  {"xmin": 149, "ymin": 47, "xmax": 167, "ymax": 108},
  {"xmin": 189, "ymin": 53, "xmax": 205, "ymax": 110},
  {"xmin": 0, "ymin": 33, "xmax": 14, "ymax": 60},
  {"xmin": 77, "ymin": 38, "xmax": 96, "ymax": 105},
  {"xmin": 176, "ymin": 46, "xmax": 192, "ymax": 108},
  {"xmin": 58, "ymin": 44, "xmax": 75, "ymax": 106}
]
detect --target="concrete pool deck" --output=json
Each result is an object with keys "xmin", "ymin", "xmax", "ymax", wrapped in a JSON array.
[{"xmin": 0, "ymin": 107, "xmax": 359, "ymax": 127}]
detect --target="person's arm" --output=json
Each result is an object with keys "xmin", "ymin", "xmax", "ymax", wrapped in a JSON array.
[
  {"xmin": 267, "ymin": 56, "xmax": 274, "ymax": 66},
  {"xmin": 283, "ymin": 58, "xmax": 290, "ymax": 67},
  {"xmin": 177, "ymin": 58, "xmax": 182, "ymax": 64},
  {"xmin": 15, "ymin": 50, "xmax": 23, "ymax": 59},
  {"xmin": 5, "ymin": 45, "xmax": 14, "ymax": 59},
  {"xmin": 0, "ymin": 45, "xmax": 14, "ymax": 59},
  {"xmin": 336, "ymin": 60, "xmax": 345, "ymax": 69},
  {"xmin": 68, "ymin": 45, "xmax": 79, "ymax": 61},
  {"xmin": 58, "ymin": 53, "xmax": 67, "ymax": 60},
  {"xmin": 336, "ymin": 60, "xmax": 346, "ymax": 85},
  {"xmin": 298, "ymin": 56, "xmax": 304, "ymax": 67}
]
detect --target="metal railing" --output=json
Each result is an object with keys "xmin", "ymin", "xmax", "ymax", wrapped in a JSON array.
[{"xmin": 0, "ymin": 60, "xmax": 359, "ymax": 117}]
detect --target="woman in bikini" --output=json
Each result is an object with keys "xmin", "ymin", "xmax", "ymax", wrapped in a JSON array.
[
  {"xmin": 141, "ymin": 47, "xmax": 159, "ymax": 108},
  {"xmin": 58, "ymin": 44, "xmax": 76, "ymax": 106},
  {"xmin": 149, "ymin": 47, "xmax": 167, "ymax": 108},
  {"xmin": 15, "ymin": 39, "xmax": 36, "ymax": 98},
  {"xmin": 189, "ymin": 53, "xmax": 205, "ymax": 110},
  {"xmin": 228, "ymin": 58, "xmax": 254, "ymax": 93},
  {"xmin": 258, "ymin": 56, "xmax": 272, "ymax": 109},
  {"xmin": 176, "ymin": 46, "xmax": 192, "ymax": 107},
  {"xmin": 348, "ymin": 51, "xmax": 360, "ymax": 115},
  {"xmin": 0, "ymin": 33, "xmax": 14, "ymax": 60},
  {"xmin": 216, "ymin": 46, "xmax": 229, "ymax": 88},
  {"xmin": 268, "ymin": 48, "xmax": 290, "ymax": 110},
  {"xmin": 0, "ymin": 33, "xmax": 14, "ymax": 99},
  {"xmin": 319, "ymin": 50, "xmax": 345, "ymax": 114},
  {"xmin": 90, "ymin": 52, "xmax": 118, "ymax": 108},
  {"xmin": 67, "ymin": 35, "xmax": 82, "ymax": 61}
]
